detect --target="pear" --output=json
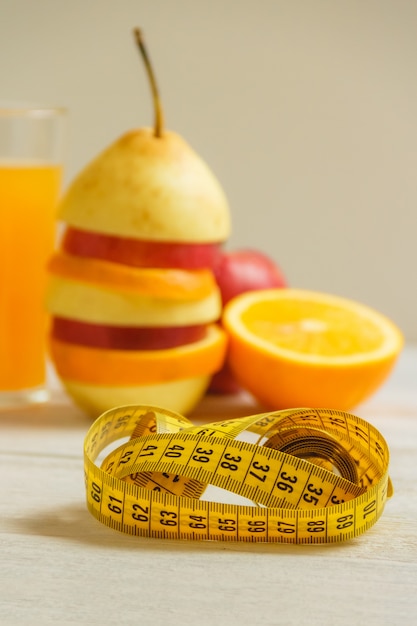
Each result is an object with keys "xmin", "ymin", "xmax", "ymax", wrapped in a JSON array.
[
  {"xmin": 59, "ymin": 29, "xmax": 230, "ymax": 243},
  {"xmin": 47, "ymin": 29, "xmax": 230, "ymax": 417}
]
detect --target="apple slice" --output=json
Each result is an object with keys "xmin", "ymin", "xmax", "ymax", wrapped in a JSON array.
[
  {"xmin": 62, "ymin": 227, "xmax": 223, "ymax": 269},
  {"xmin": 49, "ymin": 323, "xmax": 227, "ymax": 385},
  {"xmin": 46, "ymin": 276, "xmax": 221, "ymax": 326},
  {"xmin": 51, "ymin": 316, "xmax": 207, "ymax": 350}
]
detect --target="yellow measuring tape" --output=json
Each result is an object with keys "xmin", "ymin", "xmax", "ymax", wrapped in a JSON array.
[{"xmin": 84, "ymin": 405, "xmax": 392, "ymax": 543}]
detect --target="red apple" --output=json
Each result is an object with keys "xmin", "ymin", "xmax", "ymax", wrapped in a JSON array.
[
  {"xmin": 213, "ymin": 248, "xmax": 287, "ymax": 305},
  {"xmin": 209, "ymin": 248, "xmax": 287, "ymax": 393}
]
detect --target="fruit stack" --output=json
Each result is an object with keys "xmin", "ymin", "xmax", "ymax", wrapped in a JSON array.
[{"xmin": 46, "ymin": 31, "xmax": 230, "ymax": 417}]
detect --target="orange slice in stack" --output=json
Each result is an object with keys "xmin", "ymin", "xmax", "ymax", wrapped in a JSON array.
[{"xmin": 46, "ymin": 250, "xmax": 227, "ymax": 417}]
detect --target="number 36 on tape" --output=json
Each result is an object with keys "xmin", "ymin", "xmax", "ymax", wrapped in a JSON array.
[{"xmin": 84, "ymin": 405, "xmax": 393, "ymax": 544}]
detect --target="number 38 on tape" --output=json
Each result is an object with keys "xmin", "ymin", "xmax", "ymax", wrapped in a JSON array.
[{"xmin": 83, "ymin": 405, "xmax": 393, "ymax": 544}]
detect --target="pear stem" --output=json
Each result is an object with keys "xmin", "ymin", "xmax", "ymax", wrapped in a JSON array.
[{"xmin": 133, "ymin": 28, "xmax": 164, "ymax": 138}]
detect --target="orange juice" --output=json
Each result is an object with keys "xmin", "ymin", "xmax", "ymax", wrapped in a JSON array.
[{"xmin": 0, "ymin": 162, "xmax": 62, "ymax": 391}]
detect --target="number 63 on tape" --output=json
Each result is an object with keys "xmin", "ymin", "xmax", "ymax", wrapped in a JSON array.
[{"xmin": 84, "ymin": 405, "xmax": 392, "ymax": 544}]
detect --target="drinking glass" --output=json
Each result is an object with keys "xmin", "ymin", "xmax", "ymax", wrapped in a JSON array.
[{"xmin": 0, "ymin": 105, "xmax": 66, "ymax": 406}]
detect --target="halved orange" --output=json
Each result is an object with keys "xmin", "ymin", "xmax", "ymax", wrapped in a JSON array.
[
  {"xmin": 48, "ymin": 251, "xmax": 216, "ymax": 300},
  {"xmin": 222, "ymin": 288, "xmax": 403, "ymax": 410}
]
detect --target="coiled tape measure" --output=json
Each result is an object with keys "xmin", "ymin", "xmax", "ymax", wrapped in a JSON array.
[{"xmin": 84, "ymin": 405, "xmax": 393, "ymax": 543}]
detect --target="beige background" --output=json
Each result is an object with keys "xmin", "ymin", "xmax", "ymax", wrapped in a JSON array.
[{"xmin": 1, "ymin": 0, "xmax": 416, "ymax": 341}]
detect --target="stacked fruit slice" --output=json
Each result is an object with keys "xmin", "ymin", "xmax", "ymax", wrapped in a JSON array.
[
  {"xmin": 47, "ymin": 232, "xmax": 227, "ymax": 416},
  {"xmin": 45, "ymin": 30, "xmax": 230, "ymax": 416}
]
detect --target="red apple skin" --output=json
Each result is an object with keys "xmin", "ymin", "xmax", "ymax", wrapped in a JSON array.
[
  {"xmin": 62, "ymin": 227, "xmax": 222, "ymax": 269},
  {"xmin": 51, "ymin": 317, "xmax": 208, "ymax": 350},
  {"xmin": 209, "ymin": 248, "xmax": 287, "ymax": 394},
  {"xmin": 213, "ymin": 248, "xmax": 287, "ymax": 306},
  {"xmin": 207, "ymin": 359, "xmax": 243, "ymax": 394}
]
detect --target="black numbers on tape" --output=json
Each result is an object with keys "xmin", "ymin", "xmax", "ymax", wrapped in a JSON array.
[
  {"xmin": 108, "ymin": 495, "xmax": 122, "ymax": 514},
  {"xmin": 90, "ymin": 433, "xmax": 98, "ymax": 450},
  {"xmin": 195, "ymin": 429, "xmax": 217, "ymax": 437},
  {"xmin": 132, "ymin": 504, "xmax": 149, "ymax": 522},
  {"xmin": 336, "ymin": 514, "xmax": 353, "ymax": 530},
  {"xmin": 276, "ymin": 471, "xmax": 298, "ymax": 493},
  {"xmin": 248, "ymin": 520, "xmax": 266, "ymax": 533},
  {"xmin": 307, "ymin": 520, "xmax": 325, "ymax": 533},
  {"xmin": 255, "ymin": 415, "xmax": 277, "ymax": 428},
  {"xmin": 220, "ymin": 453, "xmax": 242, "ymax": 471},
  {"xmin": 165, "ymin": 444, "xmax": 185, "ymax": 458},
  {"xmin": 363, "ymin": 500, "xmax": 376, "ymax": 519},
  {"xmin": 162, "ymin": 472, "xmax": 180, "ymax": 482},
  {"xmin": 354, "ymin": 424, "xmax": 369, "ymax": 443},
  {"xmin": 160, "ymin": 510, "xmax": 178, "ymax": 526},
  {"xmin": 91, "ymin": 481, "xmax": 101, "ymax": 503},
  {"xmin": 119, "ymin": 450, "xmax": 133, "ymax": 464},
  {"xmin": 100, "ymin": 421, "xmax": 112, "ymax": 439},
  {"xmin": 189, "ymin": 515, "xmax": 207, "ymax": 529},
  {"xmin": 375, "ymin": 440, "xmax": 385, "ymax": 459},
  {"xmin": 218, "ymin": 518, "xmax": 236, "ymax": 532},
  {"xmin": 192, "ymin": 447, "xmax": 213, "ymax": 463},
  {"xmin": 139, "ymin": 444, "xmax": 157, "ymax": 457},
  {"xmin": 104, "ymin": 461, "xmax": 114, "ymax": 475},
  {"xmin": 327, "ymin": 416, "xmax": 345, "ymax": 426},
  {"xmin": 277, "ymin": 521, "xmax": 295, "ymax": 534},
  {"xmin": 303, "ymin": 483, "xmax": 323, "ymax": 506},
  {"xmin": 249, "ymin": 461, "xmax": 270, "ymax": 482},
  {"xmin": 114, "ymin": 415, "xmax": 131, "ymax": 429}
]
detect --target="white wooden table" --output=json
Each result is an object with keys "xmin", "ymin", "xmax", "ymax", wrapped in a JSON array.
[{"xmin": 1, "ymin": 347, "xmax": 416, "ymax": 626}]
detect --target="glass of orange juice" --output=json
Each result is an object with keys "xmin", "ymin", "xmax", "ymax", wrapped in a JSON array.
[{"xmin": 0, "ymin": 105, "xmax": 66, "ymax": 407}]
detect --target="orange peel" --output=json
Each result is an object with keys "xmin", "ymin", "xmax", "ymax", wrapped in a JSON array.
[
  {"xmin": 49, "ymin": 323, "xmax": 227, "ymax": 386},
  {"xmin": 48, "ymin": 251, "xmax": 216, "ymax": 300}
]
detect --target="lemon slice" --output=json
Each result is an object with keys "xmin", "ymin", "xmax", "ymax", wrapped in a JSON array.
[{"xmin": 222, "ymin": 288, "xmax": 403, "ymax": 409}]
